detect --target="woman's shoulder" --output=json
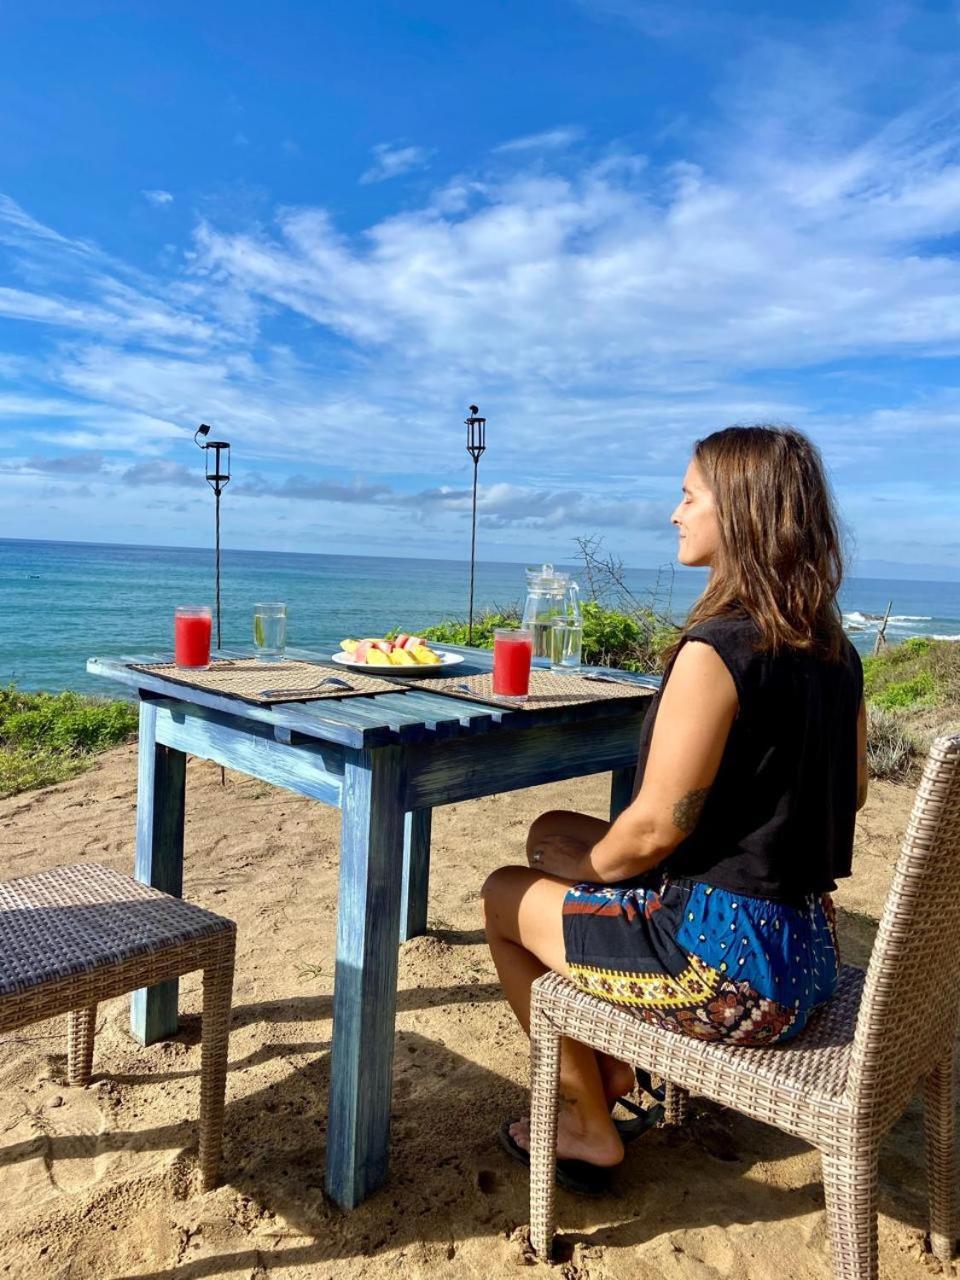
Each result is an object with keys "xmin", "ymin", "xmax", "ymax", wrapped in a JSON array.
[{"xmin": 684, "ymin": 612, "xmax": 760, "ymax": 652}]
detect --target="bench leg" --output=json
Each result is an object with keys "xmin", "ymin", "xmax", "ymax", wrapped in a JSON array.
[
  {"xmin": 132, "ymin": 701, "xmax": 186, "ymax": 1045},
  {"xmin": 199, "ymin": 936, "xmax": 236, "ymax": 1191},
  {"xmin": 67, "ymin": 1006, "xmax": 97, "ymax": 1086},
  {"xmin": 326, "ymin": 745, "xmax": 406, "ymax": 1209},
  {"xmin": 399, "ymin": 808, "xmax": 432, "ymax": 942}
]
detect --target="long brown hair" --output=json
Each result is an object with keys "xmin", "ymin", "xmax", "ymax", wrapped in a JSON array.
[{"xmin": 671, "ymin": 424, "xmax": 847, "ymax": 662}]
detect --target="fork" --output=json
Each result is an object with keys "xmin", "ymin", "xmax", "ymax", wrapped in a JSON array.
[{"xmin": 259, "ymin": 674, "xmax": 354, "ymax": 698}]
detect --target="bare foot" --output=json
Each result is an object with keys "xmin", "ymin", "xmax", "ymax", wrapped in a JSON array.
[
  {"xmin": 507, "ymin": 1115, "xmax": 624, "ymax": 1167},
  {"xmin": 601, "ymin": 1060, "xmax": 636, "ymax": 1106}
]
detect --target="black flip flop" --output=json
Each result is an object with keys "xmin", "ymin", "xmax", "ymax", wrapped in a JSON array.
[
  {"xmin": 497, "ymin": 1119, "xmax": 615, "ymax": 1197},
  {"xmin": 612, "ymin": 1095, "xmax": 665, "ymax": 1141}
]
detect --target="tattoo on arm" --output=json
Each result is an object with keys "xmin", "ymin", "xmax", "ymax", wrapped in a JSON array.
[{"xmin": 672, "ymin": 787, "xmax": 710, "ymax": 834}]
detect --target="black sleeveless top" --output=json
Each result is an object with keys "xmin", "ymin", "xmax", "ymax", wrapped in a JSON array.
[{"xmin": 632, "ymin": 614, "xmax": 863, "ymax": 903}]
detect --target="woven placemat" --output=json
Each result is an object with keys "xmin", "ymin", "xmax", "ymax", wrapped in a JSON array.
[
  {"xmin": 129, "ymin": 659, "xmax": 400, "ymax": 705},
  {"xmin": 430, "ymin": 669, "xmax": 654, "ymax": 710}
]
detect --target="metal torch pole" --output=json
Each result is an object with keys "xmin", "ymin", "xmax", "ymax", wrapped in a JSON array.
[
  {"xmin": 468, "ymin": 456, "xmax": 479, "ymax": 645},
  {"xmin": 214, "ymin": 487, "xmax": 222, "ymax": 650}
]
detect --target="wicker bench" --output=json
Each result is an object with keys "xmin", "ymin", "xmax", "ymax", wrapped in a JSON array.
[
  {"xmin": 0, "ymin": 863, "xmax": 236, "ymax": 1190},
  {"xmin": 528, "ymin": 732, "xmax": 960, "ymax": 1280}
]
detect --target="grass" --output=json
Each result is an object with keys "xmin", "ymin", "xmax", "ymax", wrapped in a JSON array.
[
  {"xmin": 0, "ymin": 686, "xmax": 138, "ymax": 800},
  {"xmin": 862, "ymin": 638, "xmax": 960, "ymax": 781},
  {"xmin": 862, "ymin": 635, "xmax": 960, "ymax": 710},
  {"xmin": 865, "ymin": 705, "xmax": 918, "ymax": 782}
]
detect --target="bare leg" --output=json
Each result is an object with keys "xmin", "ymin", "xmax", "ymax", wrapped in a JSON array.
[
  {"xmin": 524, "ymin": 812, "xmax": 635, "ymax": 1104},
  {"xmin": 482, "ymin": 864, "xmax": 624, "ymax": 1167}
]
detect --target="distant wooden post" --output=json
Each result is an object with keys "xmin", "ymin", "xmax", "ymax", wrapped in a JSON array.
[{"xmin": 873, "ymin": 600, "xmax": 893, "ymax": 655}]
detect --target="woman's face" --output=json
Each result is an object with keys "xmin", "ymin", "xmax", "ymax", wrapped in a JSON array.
[{"xmin": 671, "ymin": 458, "xmax": 721, "ymax": 568}]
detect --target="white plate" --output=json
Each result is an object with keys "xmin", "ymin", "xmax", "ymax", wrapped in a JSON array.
[{"xmin": 331, "ymin": 649, "xmax": 464, "ymax": 677}]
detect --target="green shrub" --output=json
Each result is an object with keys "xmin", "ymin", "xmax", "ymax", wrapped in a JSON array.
[
  {"xmin": 0, "ymin": 686, "xmax": 138, "ymax": 799},
  {"xmin": 580, "ymin": 601, "xmax": 677, "ymax": 672},
  {"xmin": 898, "ymin": 636, "xmax": 934, "ymax": 658},
  {"xmin": 420, "ymin": 608, "xmax": 522, "ymax": 649},
  {"xmin": 871, "ymin": 670, "xmax": 936, "ymax": 711},
  {"xmin": 861, "ymin": 637, "xmax": 959, "ymax": 717},
  {"xmin": 421, "ymin": 603, "xmax": 678, "ymax": 673}
]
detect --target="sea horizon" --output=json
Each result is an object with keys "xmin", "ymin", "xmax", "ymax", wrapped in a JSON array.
[
  {"xmin": 3, "ymin": 533, "xmax": 959, "ymax": 584},
  {"xmin": 3, "ymin": 536, "xmax": 959, "ymax": 696}
]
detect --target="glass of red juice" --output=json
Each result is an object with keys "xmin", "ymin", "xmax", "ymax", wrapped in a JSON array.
[
  {"xmin": 492, "ymin": 627, "xmax": 533, "ymax": 700},
  {"xmin": 174, "ymin": 605, "xmax": 212, "ymax": 669}
]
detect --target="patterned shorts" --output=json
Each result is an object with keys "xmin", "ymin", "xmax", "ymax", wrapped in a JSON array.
[{"xmin": 562, "ymin": 875, "xmax": 838, "ymax": 1046}]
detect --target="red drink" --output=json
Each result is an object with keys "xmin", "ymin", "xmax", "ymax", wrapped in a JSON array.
[
  {"xmin": 492, "ymin": 628, "xmax": 533, "ymax": 699},
  {"xmin": 174, "ymin": 606, "xmax": 212, "ymax": 669}
]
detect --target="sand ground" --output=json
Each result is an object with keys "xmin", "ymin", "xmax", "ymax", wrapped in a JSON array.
[{"xmin": 0, "ymin": 745, "xmax": 954, "ymax": 1279}]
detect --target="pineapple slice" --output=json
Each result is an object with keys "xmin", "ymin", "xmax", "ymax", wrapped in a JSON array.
[
  {"xmin": 388, "ymin": 647, "xmax": 418, "ymax": 666},
  {"xmin": 365, "ymin": 648, "xmax": 392, "ymax": 666},
  {"xmin": 340, "ymin": 638, "xmax": 359, "ymax": 654},
  {"xmin": 410, "ymin": 644, "xmax": 441, "ymax": 665}
]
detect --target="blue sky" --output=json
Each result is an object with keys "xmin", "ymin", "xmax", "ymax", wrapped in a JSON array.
[{"xmin": 1, "ymin": 1, "xmax": 959, "ymax": 577}]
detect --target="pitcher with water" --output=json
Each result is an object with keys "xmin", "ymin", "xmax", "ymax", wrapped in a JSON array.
[{"xmin": 521, "ymin": 564, "xmax": 583, "ymax": 672}]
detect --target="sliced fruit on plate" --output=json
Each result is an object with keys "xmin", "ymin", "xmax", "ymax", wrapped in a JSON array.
[
  {"xmin": 364, "ymin": 648, "xmax": 392, "ymax": 666},
  {"xmin": 409, "ymin": 644, "xmax": 441, "ymax": 664},
  {"xmin": 388, "ymin": 647, "xmax": 418, "ymax": 665}
]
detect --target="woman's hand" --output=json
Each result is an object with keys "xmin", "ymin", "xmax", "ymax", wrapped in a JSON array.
[
  {"xmin": 525, "ymin": 810, "xmax": 611, "ymax": 882},
  {"xmin": 528, "ymin": 832, "xmax": 594, "ymax": 880}
]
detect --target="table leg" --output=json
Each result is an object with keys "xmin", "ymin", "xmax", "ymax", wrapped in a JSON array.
[
  {"xmin": 326, "ymin": 746, "xmax": 406, "ymax": 1209},
  {"xmin": 131, "ymin": 701, "xmax": 186, "ymax": 1045},
  {"xmin": 609, "ymin": 766, "xmax": 634, "ymax": 822},
  {"xmin": 399, "ymin": 808, "xmax": 432, "ymax": 942}
]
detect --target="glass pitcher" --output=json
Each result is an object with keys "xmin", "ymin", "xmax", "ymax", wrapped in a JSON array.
[{"xmin": 521, "ymin": 564, "xmax": 582, "ymax": 661}]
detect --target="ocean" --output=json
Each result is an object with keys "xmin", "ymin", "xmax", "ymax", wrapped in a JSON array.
[{"xmin": 2, "ymin": 537, "xmax": 959, "ymax": 696}]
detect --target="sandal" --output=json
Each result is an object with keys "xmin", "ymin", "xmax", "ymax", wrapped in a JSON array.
[
  {"xmin": 612, "ymin": 1094, "xmax": 665, "ymax": 1141},
  {"xmin": 497, "ymin": 1119, "xmax": 615, "ymax": 1197}
]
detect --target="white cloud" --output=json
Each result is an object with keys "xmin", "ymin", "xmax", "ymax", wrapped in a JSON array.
[
  {"xmin": 3, "ymin": 40, "xmax": 960, "ymax": 563},
  {"xmin": 142, "ymin": 189, "xmax": 174, "ymax": 206},
  {"xmin": 360, "ymin": 142, "xmax": 432, "ymax": 185},
  {"xmin": 493, "ymin": 126, "xmax": 586, "ymax": 154}
]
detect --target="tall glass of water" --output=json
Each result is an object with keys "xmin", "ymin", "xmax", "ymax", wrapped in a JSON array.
[
  {"xmin": 549, "ymin": 616, "xmax": 583, "ymax": 674},
  {"xmin": 253, "ymin": 602, "xmax": 287, "ymax": 662}
]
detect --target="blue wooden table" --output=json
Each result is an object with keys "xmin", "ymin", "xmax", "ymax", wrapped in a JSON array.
[{"xmin": 88, "ymin": 645, "xmax": 656, "ymax": 1209}]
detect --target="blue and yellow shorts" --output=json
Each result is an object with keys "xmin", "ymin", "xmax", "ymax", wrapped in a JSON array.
[{"xmin": 562, "ymin": 875, "xmax": 838, "ymax": 1046}]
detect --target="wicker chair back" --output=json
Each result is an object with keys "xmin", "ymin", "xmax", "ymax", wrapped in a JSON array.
[{"xmin": 849, "ymin": 733, "xmax": 960, "ymax": 1123}]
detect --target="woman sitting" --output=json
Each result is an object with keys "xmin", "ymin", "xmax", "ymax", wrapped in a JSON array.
[{"xmin": 483, "ymin": 424, "xmax": 867, "ymax": 1194}]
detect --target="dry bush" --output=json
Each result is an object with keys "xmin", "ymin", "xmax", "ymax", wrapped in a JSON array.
[{"xmin": 866, "ymin": 705, "xmax": 919, "ymax": 782}]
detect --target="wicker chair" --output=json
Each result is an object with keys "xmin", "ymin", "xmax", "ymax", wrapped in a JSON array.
[
  {"xmin": 0, "ymin": 863, "xmax": 236, "ymax": 1190},
  {"xmin": 529, "ymin": 732, "xmax": 960, "ymax": 1280}
]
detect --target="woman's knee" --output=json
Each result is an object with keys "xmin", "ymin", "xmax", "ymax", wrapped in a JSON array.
[
  {"xmin": 482, "ymin": 863, "xmax": 525, "ymax": 907},
  {"xmin": 481, "ymin": 864, "xmax": 535, "ymax": 934},
  {"xmin": 525, "ymin": 810, "xmax": 570, "ymax": 858}
]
